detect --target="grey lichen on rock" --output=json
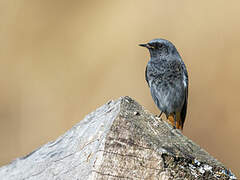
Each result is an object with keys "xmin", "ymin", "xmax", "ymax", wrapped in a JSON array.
[{"xmin": 0, "ymin": 96, "xmax": 237, "ymax": 180}]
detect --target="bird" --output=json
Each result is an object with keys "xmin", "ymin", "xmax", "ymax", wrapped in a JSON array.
[{"xmin": 139, "ymin": 38, "xmax": 188, "ymax": 130}]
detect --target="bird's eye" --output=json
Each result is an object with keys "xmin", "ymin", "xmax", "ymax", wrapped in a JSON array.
[{"xmin": 158, "ymin": 44, "xmax": 163, "ymax": 48}]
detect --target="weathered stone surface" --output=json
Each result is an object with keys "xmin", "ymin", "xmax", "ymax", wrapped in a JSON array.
[{"xmin": 0, "ymin": 96, "xmax": 236, "ymax": 180}]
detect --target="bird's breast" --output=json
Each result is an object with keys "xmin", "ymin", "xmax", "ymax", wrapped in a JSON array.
[{"xmin": 147, "ymin": 60, "xmax": 184, "ymax": 85}]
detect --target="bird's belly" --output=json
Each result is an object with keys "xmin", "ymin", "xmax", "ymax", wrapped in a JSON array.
[{"xmin": 150, "ymin": 81, "xmax": 185, "ymax": 114}]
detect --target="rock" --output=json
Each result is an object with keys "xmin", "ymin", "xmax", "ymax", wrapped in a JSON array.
[{"xmin": 0, "ymin": 96, "xmax": 236, "ymax": 180}]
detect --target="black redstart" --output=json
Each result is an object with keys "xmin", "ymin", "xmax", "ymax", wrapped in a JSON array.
[{"xmin": 139, "ymin": 38, "xmax": 188, "ymax": 130}]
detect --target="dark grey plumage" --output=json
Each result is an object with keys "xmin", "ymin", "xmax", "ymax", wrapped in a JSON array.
[{"xmin": 140, "ymin": 38, "xmax": 188, "ymax": 129}]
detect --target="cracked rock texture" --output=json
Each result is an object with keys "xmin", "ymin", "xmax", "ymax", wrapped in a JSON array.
[{"xmin": 0, "ymin": 96, "xmax": 236, "ymax": 180}]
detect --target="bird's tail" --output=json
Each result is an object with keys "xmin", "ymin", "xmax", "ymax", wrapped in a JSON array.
[{"xmin": 167, "ymin": 112, "xmax": 183, "ymax": 130}]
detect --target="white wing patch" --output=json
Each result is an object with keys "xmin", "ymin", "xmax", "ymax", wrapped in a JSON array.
[{"xmin": 183, "ymin": 74, "xmax": 187, "ymax": 88}]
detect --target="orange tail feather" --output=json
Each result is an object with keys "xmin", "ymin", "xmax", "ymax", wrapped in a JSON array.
[{"xmin": 167, "ymin": 112, "xmax": 183, "ymax": 130}]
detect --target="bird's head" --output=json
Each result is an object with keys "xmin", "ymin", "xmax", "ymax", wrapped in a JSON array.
[{"xmin": 139, "ymin": 38, "xmax": 179, "ymax": 58}]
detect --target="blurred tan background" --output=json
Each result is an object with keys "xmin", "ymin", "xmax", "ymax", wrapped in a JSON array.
[{"xmin": 0, "ymin": 0, "xmax": 239, "ymax": 177}]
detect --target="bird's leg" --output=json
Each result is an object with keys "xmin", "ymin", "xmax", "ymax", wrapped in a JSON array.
[
  {"xmin": 158, "ymin": 111, "xmax": 163, "ymax": 118},
  {"xmin": 173, "ymin": 112, "xmax": 176, "ymax": 129},
  {"xmin": 156, "ymin": 111, "xmax": 163, "ymax": 124}
]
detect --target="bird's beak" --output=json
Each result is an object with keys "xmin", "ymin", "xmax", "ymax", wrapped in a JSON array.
[{"xmin": 139, "ymin": 43, "xmax": 151, "ymax": 48}]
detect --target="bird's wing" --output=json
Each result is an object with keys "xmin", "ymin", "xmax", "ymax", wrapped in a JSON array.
[{"xmin": 180, "ymin": 67, "xmax": 189, "ymax": 128}]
